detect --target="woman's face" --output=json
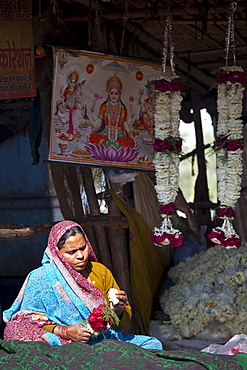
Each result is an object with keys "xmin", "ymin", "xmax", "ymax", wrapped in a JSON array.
[
  {"xmin": 59, "ymin": 232, "xmax": 89, "ymax": 273},
  {"xmin": 109, "ymin": 88, "xmax": 120, "ymax": 103}
]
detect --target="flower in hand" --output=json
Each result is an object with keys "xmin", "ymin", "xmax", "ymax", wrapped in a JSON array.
[
  {"xmin": 108, "ymin": 288, "xmax": 128, "ymax": 318},
  {"xmin": 87, "ymin": 303, "xmax": 120, "ymax": 336}
]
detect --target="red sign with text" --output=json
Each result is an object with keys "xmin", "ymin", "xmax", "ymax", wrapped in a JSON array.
[{"xmin": 0, "ymin": 0, "xmax": 36, "ymax": 99}]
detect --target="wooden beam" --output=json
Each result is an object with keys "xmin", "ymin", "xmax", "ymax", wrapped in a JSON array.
[
  {"xmin": 65, "ymin": 3, "xmax": 247, "ymax": 22},
  {"xmin": 178, "ymin": 44, "xmax": 247, "ymax": 57},
  {"xmin": 125, "ymin": 22, "xmax": 215, "ymax": 91},
  {"xmin": 0, "ymin": 216, "xmax": 129, "ymax": 241},
  {"xmin": 175, "ymin": 24, "xmax": 222, "ymax": 48}
]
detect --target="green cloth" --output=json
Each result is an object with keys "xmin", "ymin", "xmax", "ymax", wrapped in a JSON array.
[
  {"xmin": 110, "ymin": 190, "xmax": 165, "ymax": 333},
  {"xmin": 0, "ymin": 339, "xmax": 247, "ymax": 369}
]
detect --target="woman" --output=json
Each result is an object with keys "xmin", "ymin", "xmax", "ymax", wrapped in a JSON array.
[
  {"xmin": 3, "ymin": 221, "xmax": 162, "ymax": 349},
  {"xmin": 89, "ymin": 74, "xmax": 135, "ymax": 149}
]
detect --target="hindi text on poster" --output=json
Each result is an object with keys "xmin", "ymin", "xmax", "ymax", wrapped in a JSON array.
[{"xmin": 0, "ymin": 0, "xmax": 36, "ymax": 99}]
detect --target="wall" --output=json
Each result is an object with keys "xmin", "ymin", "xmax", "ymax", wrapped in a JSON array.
[
  {"xmin": 0, "ymin": 131, "xmax": 63, "ymax": 334},
  {"xmin": 0, "ymin": 132, "xmax": 63, "ymax": 276}
]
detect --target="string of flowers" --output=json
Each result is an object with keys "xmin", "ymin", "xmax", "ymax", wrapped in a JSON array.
[
  {"xmin": 208, "ymin": 2, "xmax": 245, "ymax": 249},
  {"xmin": 149, "ymin": 16, "xmax": 184, "ymax": 248}
]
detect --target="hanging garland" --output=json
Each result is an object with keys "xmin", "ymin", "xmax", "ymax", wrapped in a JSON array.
[
  {"xmin": 148, "ymin": 17, "xmax": 184, "ymax": 248},
  {"xmin": 208, "ymin": 2, "xmax": 246, "ymax": 249}
]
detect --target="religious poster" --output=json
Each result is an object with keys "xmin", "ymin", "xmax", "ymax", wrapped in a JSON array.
[
  {"xmin": 0, "ymin": 0, "xmax": 36, "ymax": 99},
  {"xmin": 49, "ymin": 48, "xmax": 162, "ymax": 170}
]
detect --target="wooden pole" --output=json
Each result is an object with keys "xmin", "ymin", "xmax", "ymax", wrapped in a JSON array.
[
  {"xmin": 0, "ymin": 216, "xmax": 128, "ymax": 241},
  {"xmin": 192, "ymin": 90, "xmax": 211, "ymax": 228}
]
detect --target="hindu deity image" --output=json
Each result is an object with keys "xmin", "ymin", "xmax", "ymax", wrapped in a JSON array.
[
  {"xmin": 89, "ymin": 74, "xmax": 135, "ymax": 149},
  {"xmin": 85, "ymin": 74, "xmax": 139, "ymax": 162},
  {"xmin": 54, "ymin": 70, "xmax": 90, "ymax": 134}
]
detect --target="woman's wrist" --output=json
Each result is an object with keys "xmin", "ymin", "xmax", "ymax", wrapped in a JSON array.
[{"xmin": 54, "ymin": 325, "xmax": 69, "ymax": 339}]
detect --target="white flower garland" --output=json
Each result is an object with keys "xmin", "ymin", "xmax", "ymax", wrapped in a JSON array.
[
  {"xmin": 151, "ymin": 76, "xmax": 184, "ymax": 247},
  {"xmin": 153, "ymin": 87, "xmax": 182, "ymax": 207},
  {"xmin": 160, "ymin": 244, "xmax": 247, "ymax": 340},
  {"xmin": 154, "ymin": 90, "xmax": 182, "ymax": 140},
  {"xmin": 216, "ymin": 66, "xmax": 244, "ymax": 208},
  {"xmin": 208, "ymin": 65, "xmax": 245, "ymax": 248},
  {"xmin": 151, "ymin": 15, "xmax": 184, "ymax": 248}
]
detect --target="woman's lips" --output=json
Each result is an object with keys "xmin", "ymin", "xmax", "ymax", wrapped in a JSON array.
[{"xmin": 75, "ymin": 261, "xmax": 85, "ymax": 267}]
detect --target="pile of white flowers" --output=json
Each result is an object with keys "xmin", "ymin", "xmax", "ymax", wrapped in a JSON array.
[{"xmin": 160, "ymin": 244, "xmax": 247, "ymax": 339}]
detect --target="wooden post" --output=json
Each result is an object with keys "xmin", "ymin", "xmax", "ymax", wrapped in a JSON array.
[{"xmin": 192, "ymin": 90, "xmax": 211, "ymax": 228}]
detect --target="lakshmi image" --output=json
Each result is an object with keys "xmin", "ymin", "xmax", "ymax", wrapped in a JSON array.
[
  {"xmin": 54, "ymin": 71, "xmax": 89, "ymax": 134},
  {"xmin": 89, "ymin": 74, "xmax": 135, "ymax": 149}
]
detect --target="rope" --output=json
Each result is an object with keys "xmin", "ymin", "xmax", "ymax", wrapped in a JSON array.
[
  {"xmin": 120, "ymin": 0, "xmax": 128, "ymax": 54},
  {"xmin": 225, "ymin": 1, "xmax": 237, "ymax": 66}
]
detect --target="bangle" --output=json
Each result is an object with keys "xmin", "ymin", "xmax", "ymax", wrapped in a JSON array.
[{"xmin": 57, "ymin": 325, "xmax": 69, "ymax": 339}]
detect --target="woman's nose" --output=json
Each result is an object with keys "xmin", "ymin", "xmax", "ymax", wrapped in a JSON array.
[{"xmin": 76, "ymin": 249, "xmax": 84, "ymax": 259}]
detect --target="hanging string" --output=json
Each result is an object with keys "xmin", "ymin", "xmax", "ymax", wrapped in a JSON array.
[
  {"xmin": 162, "ymin": 16, "xmax": 175, "ymax": 75},
  {"xmin": 120, "ymin": 0, "xmax": 128, "ymax": 54},
  {"xmin": 225, "ymin": 1, "xmax": 237, "ymax": 66}
]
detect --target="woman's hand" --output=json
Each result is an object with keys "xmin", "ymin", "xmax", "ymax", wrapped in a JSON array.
[
  {"xmin": 54, "ymin": 324, "xmax": 91, "ymax": 343},
  {"xmin": 113, "ymin": 290, "xmax": 128, "ymax": 318}
]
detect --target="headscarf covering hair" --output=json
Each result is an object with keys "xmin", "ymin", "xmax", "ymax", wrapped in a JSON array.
[
  {"xmin": 47, "ymin": 220, "xmax": 97, "ymax": 261},
  {"xmin": 43, "ymin": 220, "xmax": 104, "ymax": 307}
]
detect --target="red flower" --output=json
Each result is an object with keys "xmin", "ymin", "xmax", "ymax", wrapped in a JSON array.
[
  {"xmin": 159, "ymin": 203, "xmax": 176, "ymax": 215},
  {"xmin": 223, "ymin": 235, "xmax": 241, "ymax": 248},
  {"xmin": 215, "ymin": 137, "xmax": 243, "ymax": 151},
  {"xmin": 151, "ymin": 231, "xmax": 183, "ymax": 247},
  {"xmin": 218, "ymin": 207, "xmax": 236, "ymax": 218},
  {"xmin": 216, "ymin": 72, "xmax": 227, "ymax": 83},
  {"xmin": 88, "ymin": 304, "xmax": 108, "ymax": 332},
  {"xmin": 208, "ymin": 228, "xmax": 241, "ymax": 248},
  {"xmin": 150, "ymin": 232, "xmax": 167, "ymax": 246},
  {"xmin": 169, "ymin": 233, "xmax": 184, "ymax": 247},
  {"xmin": 153, "ymin": 138, "xmax": 167, "ymax": 152},
  {"xmin": 154, "ymin": 78, "xmax": 183, "ymax": 92},
  {"xmin": 216, "ymin": 72, "xmax": 246, "ymax": 85},
  {"xmin": 153, "ymin": 138, "xmax": 182, "ymax": 152},
  {"xmin": 227, "ymin": 72, "xmax": 246, "ymax": 85},
  {"xmin": 208, "ymin": 229, "xmax": 225, "ymax": 245},
  {"xmin": 215, "ymin": 136, "xmax": 227, "ymax": 147},
  {"xmin": 225, "ymin": 140, "xmax": 243, "ymax": 151},
  {"xmin": 172, "ymin": 78, "xmax": 183, "ymax": 91}
]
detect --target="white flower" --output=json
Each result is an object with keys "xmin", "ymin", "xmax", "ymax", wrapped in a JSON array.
[{"xmin": 108, "ymin": 288, "xmax": 119, "ymax": 305}]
